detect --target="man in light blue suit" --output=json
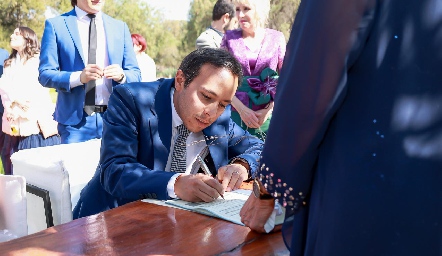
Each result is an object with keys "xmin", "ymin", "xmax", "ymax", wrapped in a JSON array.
[
  {"xmin": 74, "ymin": 48, "xmax": 264, "ymax": 218},
  {"xmin": 39, "ymin": 0, "xmax": 141, "ymax": 144}
]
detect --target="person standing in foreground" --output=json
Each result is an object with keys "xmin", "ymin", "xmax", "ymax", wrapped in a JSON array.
[
  {"xmin": 73, "ymin": 48, "xmax": 263, "ymax": 218},
  {"xmin": 240, "ymin": 0, "xmax": 442, "ymax": 255},
  {"xmin": 221, "ymin": 0, "xmax": 286, "ymax": 140},
  {"xmin": 196, "ymin": 0, "xmax": 237, "ymax": 49},
  {"xmin": 0, "ymin": 27, "xmax": 60, "ymax": 175},
  {"xmin": 38, "ymin": 0, "xmax": 140, "ymax": 144}
]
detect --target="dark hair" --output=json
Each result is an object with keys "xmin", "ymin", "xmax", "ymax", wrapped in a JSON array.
[
  {"xmin": 4, "ymin": 27, "xmax": 40, "ymax": 68},
  {"xmin": 212, "ymin": 0, "xmax": 235, "ymax": 21},
  {"xmin": 131, "ymin": 34, "xmax": 147, "ymax": 52},
  {"xmin": 178, "ymin": 48, "xmax": 243, "ymax": 88},
  {"xmin": 71, "ymin": 0, "xmax": 76, "ymax": 7}
]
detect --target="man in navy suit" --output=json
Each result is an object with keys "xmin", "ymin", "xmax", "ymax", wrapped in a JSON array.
[
  {"xmin": 39, "ymin": 0, "xmax": 140, "ymax": 144},
  {"xmin": 73, "ymin": 48, "xmax": 263, "ymax": 218},
  {"xmin": 240, "ymin": 0, "xmax": 442, "ymax": 255}
]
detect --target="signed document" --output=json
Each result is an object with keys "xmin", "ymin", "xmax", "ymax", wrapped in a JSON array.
[{"xmin": 165, "ymin": 189, "xmax": 284, "ymax": 226}]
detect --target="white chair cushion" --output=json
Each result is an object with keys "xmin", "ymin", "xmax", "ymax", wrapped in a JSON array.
[
  {"xmin": 0, "ymin": 174, "xmax": 27, "ymax": 240},
  {"xmin": 11, "ymin": 139, "xmax": 101, "ymax": 234}
]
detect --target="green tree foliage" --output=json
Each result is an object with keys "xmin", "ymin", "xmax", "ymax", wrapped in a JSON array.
[
  {"xmin": 102, "ymin": 0, "xmax": 187, "ymax": 77},
  {"xmin": 0, "ymin": 0, "xmax": 300, "ymax": 78},
  {"xmin": 0, "ymin": 0, "xmax": 187, "ymax": 78},
  {"xmin": 0, "ymin": 0, "xmax": 49, "ymax": 49},
  {"xmin": 183, "ymin": 0, "xmax": 214, "ymax": 54},
  {"xmin": 268, "ymin": 0, "xmax": 301, "ymax": 40}
]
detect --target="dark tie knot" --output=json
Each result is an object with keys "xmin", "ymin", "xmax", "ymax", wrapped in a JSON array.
[
  {"xmin": 177, "ymin": 124, "xmax": 190, "ymax": 138},
  {"xmin": 87, "ymin": 14, "xmax": 96, "ymax": 20}
]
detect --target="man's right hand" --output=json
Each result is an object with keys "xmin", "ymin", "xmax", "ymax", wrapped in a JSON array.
[
  {"xmin": 80, "ymin": 64, "xmax": 103, "ymax": 84},
  {"xmin": 174, "ymin": 174, "xmax": 224, "ymax": 202}
]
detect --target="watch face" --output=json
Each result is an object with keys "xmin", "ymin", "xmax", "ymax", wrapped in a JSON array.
[{"xmin": 253, "ymin": 178, "xmax": 274, "ymax": 200}]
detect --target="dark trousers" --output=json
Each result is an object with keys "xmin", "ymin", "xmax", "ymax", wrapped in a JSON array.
[{"xmin": 1, "ymin": 134, "xmax": 19, "ymax": 175}]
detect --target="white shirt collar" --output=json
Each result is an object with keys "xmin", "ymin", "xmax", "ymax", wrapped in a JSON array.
[
  {"xmin": 170, "ymin": 88, "xmax": 183, "ymax": 129},
  {"xmin": 74, "ymin": 6, "xmax": 103, "ymax": 21}
]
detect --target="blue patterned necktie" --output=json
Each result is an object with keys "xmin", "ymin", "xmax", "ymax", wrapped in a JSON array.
[{"xmin": 170, "ymin": 124, "xmax": 191, "ymax": 173}]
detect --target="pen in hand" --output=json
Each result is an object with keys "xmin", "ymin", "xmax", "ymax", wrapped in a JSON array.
[{"xmin": 197, "ymin": 155, "xmax": 225, "ymax": 200}]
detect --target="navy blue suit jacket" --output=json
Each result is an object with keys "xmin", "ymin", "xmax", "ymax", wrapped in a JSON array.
[
  {"xmin": 259, "ymin": 0, "xmax": 442, "ymax": 255},
  {"xmin": 38, "ymin": 9, "xmax": 140, "ymax": 125},
  {"xmin": 73, "ymin": 78, "xmax": 263, "ymax": 218}
]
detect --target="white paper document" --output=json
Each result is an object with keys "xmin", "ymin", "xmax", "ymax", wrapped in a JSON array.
[
  {"xmin": 166, "ymin": 189, "xmax": 250, "ymax": 225},
  {"xmin": 142, "ymin": 189, "xmax": 285, "ymax": 228}
]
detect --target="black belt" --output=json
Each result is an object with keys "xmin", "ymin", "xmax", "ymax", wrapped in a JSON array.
[{"xmin": 84, "ymin": 105, "xmax": 107, "ymax": 114}]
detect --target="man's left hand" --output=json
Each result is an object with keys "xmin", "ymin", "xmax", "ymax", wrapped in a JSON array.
[
  {"xmin": 240, "ymin": 193, "xmax": 275, "ymax": 233},
  {"xmin": 103, "ymin": 64, "xmax": 125, "ymax": 82},
  {"xmin": 217, "ymin": 163, "xmax": 248, "ymax": 192}
]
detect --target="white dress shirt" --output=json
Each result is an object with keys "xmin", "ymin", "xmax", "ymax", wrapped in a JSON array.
[
  {"xmin": 166, "ymin": 88, "xmax": 207, "ymax": 198},
  {"xmin": 69, "ymin": 6, "xmax": 112, "ymax": 105}
]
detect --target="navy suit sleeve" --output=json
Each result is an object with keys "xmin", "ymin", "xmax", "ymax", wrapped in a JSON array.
[
  {"xmin": 260, "ymin": 0, "xmax": 376, "ymax": 216},
  {"xmin": 226, "ymin": 117, "xmax": 263, "ymax": 177},
  {"xmin": 99, "ymin": 84, "xmax": 174, "ymax": 201}
]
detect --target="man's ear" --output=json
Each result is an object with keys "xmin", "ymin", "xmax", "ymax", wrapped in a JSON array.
[
  {"xmin": 175, "ymin": 70, "xmax": 185, "ymax": 91},
  {"xmin": 223, "ymin": 13, "xmax": 231, "ymax": 26}
]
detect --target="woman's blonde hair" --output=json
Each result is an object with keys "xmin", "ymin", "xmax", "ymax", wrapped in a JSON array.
[{"xmin": 232, "ymin": 0, "xmax": 271, "ymax": 29}]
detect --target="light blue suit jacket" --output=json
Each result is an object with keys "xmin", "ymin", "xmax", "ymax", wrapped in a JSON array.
[
  {"xmin": 73, "ymin": 78, "xmax": 264, "ymax": 218},
  {"xmin": 38, "ymin": 9, "xmax": 141, "ymax": 125}
]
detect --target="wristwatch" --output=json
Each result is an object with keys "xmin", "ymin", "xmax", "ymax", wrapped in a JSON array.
[{"xmin": 253, "ymin": 178, "xmax": 273, "ymax": 200}]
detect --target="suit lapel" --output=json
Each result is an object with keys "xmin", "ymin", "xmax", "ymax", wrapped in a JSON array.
[
  {"xmin": 65, "ymin": 9, "xmax": 85, "ymax": 65},
  {"xmin": 153, "ymin": 79, "xmax": 174, "ymax": 168},
  {"xmin": 102, "ymin": 14, "xmax": 119, "ymax": 64}
]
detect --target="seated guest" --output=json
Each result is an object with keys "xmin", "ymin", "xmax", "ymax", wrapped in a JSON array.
[{"xmin": 74, "ymin": 48, "xmax": 263, "ymax": 218}]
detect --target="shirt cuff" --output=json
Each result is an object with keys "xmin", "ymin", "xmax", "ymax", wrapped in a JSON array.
[
  {"xmin": 118, "ymin": 73, "xmax": 126, "ymax": 84},
  {"xmin": 264, "ymin": 201, "xmax": 285, "ymax": 233},
  {"xmin": 167, "ymin": 173, "xmax": 182, "ymax": 198},
  {"xmin": 70, "ymin": 71, "xmax": 83, "ymax": 88}
]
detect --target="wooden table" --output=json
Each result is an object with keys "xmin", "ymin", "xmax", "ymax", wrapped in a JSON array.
[{"xmin": 0, "ymin": 200, "xmax": 289, "ymax": 255}]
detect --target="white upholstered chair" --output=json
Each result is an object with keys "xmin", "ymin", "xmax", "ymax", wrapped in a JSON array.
[
  {"xmin": 11, "ymin": 139, "xmax": 101, "ymax": 234},
  {"xmin": 0, "ymin": 174, "xmax": 27, "ymax": 242}
]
